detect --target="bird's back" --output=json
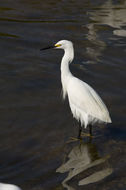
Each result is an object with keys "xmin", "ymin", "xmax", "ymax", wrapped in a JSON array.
[{"xmin": 67, "ymin": 76, "xmax": 111, "ymax": 127}]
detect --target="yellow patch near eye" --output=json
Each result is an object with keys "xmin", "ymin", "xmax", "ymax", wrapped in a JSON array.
[{"xmin": 55, "ymin": 44, "xmax": 61, "ymax": 47}]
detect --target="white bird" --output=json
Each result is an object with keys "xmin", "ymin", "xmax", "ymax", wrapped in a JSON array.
[
  {"xmin": 0, "ymin": 183, "xmax": 21, "ymax": 190},
  {"xmin": 41, "ymin": 40, "xmax": 112, "ymax": 138}
]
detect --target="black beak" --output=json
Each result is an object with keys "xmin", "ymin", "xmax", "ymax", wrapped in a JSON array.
[{"xmin": 40, "ymin": 45, "xmax": 54, "ymax": 51}]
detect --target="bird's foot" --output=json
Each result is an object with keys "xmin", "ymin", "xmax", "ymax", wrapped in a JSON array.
[
  {"xmin": 81, "ymin": 132, "xmax": 93, "ymax": 138},
  {"xmin": 66, "ymin": 137, "xmax": 82, "ymax": 144}
]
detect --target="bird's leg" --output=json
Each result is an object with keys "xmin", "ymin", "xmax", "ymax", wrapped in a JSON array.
[
  {"xmin": 81, "ymin": 124, "xmax": 93, "ymax": 139},
  {"xmin": 89, "ymin": 124, "xmax": 93, "ymax": 137},
  {"xmin": 78, "ymin": 122, "xmax": 82, "ymax": 139},
  {"xmin": 66, "ymin": 121, "xmax": 82, "ymax": 143}
]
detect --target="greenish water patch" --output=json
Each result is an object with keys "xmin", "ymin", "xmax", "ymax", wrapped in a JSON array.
[{"xmin": 0, "ymin": 32, "xmax": 19, "ymax": 38}]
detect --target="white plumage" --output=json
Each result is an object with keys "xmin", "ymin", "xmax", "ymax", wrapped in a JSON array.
[
  {"xmin": 41, "ymin": 40, "xmax": 112, "ymax": 137},
  {"xmin": 56, "ymin": 40, "xmax": 111, "ymax": 127},
  {"xmin": 0, "ymin": 183, "xmax": 21, "ymax": 190},
  {"xmin": 67, "ymin": 77, "xmax": 111, "ymax": 128}
]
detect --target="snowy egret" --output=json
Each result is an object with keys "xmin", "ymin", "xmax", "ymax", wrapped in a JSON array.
[
  {"xmin": 41, "ymin": 40, "xmax": 112, "ymax": 138},
  {"xmin": 0, "ymin": 183, "xmax": 21, "ymax": 190}
]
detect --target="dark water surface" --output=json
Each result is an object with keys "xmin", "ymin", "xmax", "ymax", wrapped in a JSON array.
[{"xmin": 0, "ymin": 0, "xmax": 126, "ymax": 189}]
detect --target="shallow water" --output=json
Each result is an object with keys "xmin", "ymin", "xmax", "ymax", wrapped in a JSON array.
[{"xmin": 0, "ymin": 0, "xmax": 126, "ymax": 189}]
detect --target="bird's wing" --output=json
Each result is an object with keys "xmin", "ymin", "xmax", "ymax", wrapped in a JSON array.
[{"xmin": 67, "ymin": 77, "xmax": 111, "ymax": 123}]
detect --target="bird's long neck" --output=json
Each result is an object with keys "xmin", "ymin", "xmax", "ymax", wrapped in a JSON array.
[{"xmin": 61, "ymin": 47, "xmax": 74, "ymax": 99}]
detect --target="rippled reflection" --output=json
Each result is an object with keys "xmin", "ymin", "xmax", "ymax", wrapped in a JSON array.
[
  {"xmin": 85, "ymin": 23, "xmax": 106, "ymax": 63},
  {"xmin": 85, "ymin": 0, "xmax": 126, "ymax": 63},
  {"xmin": 89, "ymin": 0, "xmax": 126, "ymax": 36},
  {"xmin": 56, "ymin": 142, "xmax": 112, "ymax": 189}
]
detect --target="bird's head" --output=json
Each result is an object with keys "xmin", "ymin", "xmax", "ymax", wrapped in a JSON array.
[
  {"xmin": 40, "ymin": 40, "xmax": 73, "ymax": 51},
  {"xmin": 54, "ymin": 40, "xmax": 73, "ymax": 50}
]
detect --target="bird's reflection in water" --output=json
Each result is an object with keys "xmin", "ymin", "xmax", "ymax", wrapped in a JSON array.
[{"xmin": 56, "ymin": 141, "xmax": 112, "ymax": 190}]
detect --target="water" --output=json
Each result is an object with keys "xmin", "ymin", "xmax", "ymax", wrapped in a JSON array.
[{"xmin": 0, "ymin": 0, "xmax": 126, "ymax": 189}]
